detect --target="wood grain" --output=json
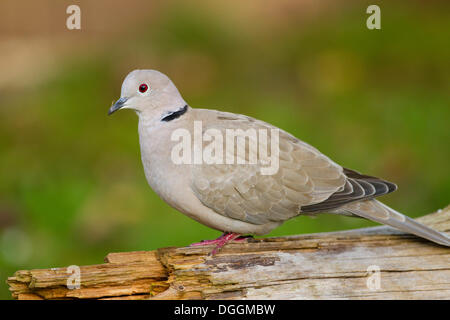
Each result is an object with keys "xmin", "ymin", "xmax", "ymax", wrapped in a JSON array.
[{"xmin": 7, "ymin": 206, "xmax": 450, "ymax": 300}]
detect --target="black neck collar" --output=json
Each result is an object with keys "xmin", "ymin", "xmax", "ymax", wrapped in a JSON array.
[{"xmin": 161, "ymin": 105, "xmax": 188, "ymax": 122}]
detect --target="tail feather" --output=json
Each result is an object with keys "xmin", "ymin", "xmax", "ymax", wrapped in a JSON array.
[{"xmin": 341, "ymin": 199, "xmax": 450, "ymax": 247}]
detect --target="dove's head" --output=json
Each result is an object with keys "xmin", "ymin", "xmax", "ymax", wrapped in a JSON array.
[{"xmin": 108, "ymin": 70, "xmax": 186, "ymax": 116}]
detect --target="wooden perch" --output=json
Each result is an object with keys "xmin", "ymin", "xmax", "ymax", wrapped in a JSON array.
[{"xmin": 7, "ymin": 205, "xmax": 450, "ymax": 300}]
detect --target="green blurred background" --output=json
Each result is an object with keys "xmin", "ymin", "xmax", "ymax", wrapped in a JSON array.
[{"xmin": 0, "ymin": 0, "xmax": 449, "ymax": 299}]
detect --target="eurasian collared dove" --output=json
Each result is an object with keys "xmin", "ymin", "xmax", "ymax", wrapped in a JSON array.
[{"xmin": 108, "ymin": 69, "xmax": 450, "ymax": 254}]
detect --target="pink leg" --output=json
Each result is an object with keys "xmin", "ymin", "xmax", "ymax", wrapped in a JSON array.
[{"xmin": 190, "ymin": 232, "xmax": 247, "ymax": 255}]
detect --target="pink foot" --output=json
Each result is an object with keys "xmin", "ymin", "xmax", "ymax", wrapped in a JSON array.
[
  {"xmin": 190, "ymin": 232, "xmax": 248, "ymax": 255},
  {"xmin": 190, "ymin": 232, "xmax": 228, "ymax": 246}
]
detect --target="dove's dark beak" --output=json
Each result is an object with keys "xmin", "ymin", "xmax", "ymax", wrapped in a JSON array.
[{"xmin": 108, "ymin": 97, "xmax": 128, "ymax": 115}]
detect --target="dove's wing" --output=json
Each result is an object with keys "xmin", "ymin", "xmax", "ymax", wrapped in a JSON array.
[
  {"xmin": 189, "ymin": 110, "xmax": 450, "ymax": 246},
  {"xmin": 191, "ymin": 111, "xmax": 348, "ymax": 225},
  {"xmin": 341, "ymin": 199, "xmax": 450, "ymax": 246}
]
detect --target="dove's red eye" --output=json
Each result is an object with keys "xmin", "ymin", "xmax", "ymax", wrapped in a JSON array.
[{"xmin": 139, "ymin": 83, "xmax": 148, "ymax": 93}]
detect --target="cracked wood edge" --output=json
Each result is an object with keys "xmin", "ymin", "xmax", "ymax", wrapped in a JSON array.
[{"xmin": 6, "ymin": 205, "xmax": 450, "ymax": 300}]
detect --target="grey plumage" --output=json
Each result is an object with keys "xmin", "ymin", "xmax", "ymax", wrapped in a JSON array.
[
  {"xmin": 109, "ymin": 69, "xmax": 450, "ymax": 248},
  {"xmin": 341, "ymin": 200, "xmax": 450, "ymax": 246},
  {"xmin": 301, "ymin": 168, "xmax": 397, "ymax": 213}
]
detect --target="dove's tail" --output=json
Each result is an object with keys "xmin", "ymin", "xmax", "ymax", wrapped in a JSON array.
[{"xmin": 341, "ymin": 199, "xmax": 450, "ymax": 246}]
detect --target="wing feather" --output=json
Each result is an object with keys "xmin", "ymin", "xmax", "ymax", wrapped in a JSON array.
[{"xmin": 301, "ymin": 168, "xmax": 397, "ymax": 213}]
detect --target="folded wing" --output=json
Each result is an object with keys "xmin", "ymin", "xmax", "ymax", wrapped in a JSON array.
[{"xmin": 191, "ymin": 111, "xmax": 347, "ymax": 225}]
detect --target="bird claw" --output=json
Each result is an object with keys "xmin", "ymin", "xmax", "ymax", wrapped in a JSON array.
[{"xmin": 189, "ymin": 232, "xmax": 250, "ymax": 255}]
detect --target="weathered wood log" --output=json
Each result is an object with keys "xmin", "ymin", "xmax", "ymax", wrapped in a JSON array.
[{"xmin": 7, "ymin": 205, "xmax": 450, "ymax": 300}]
